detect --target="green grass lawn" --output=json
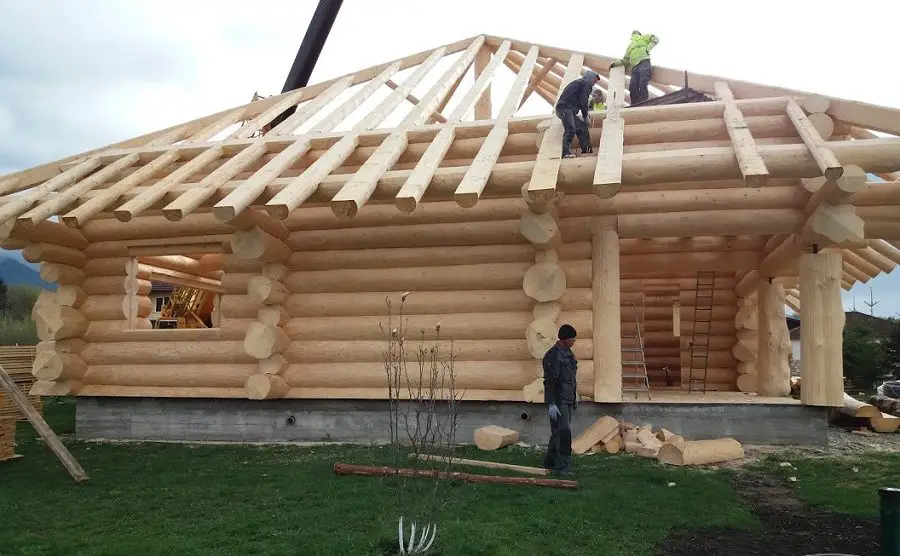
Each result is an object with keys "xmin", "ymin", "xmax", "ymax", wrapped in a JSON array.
[
  {"xmin": 751, "ymin": 451, "xmax": 900, "ymax": 517},
  {"xmin": 0, "ymin": 399, "xmax": 758, "ymax": 556},
  {"xmin": 1, "ymin": 399, "xmax": 895, "ymax": 555}
]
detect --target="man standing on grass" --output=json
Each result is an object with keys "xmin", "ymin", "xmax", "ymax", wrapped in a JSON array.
[{"xmin": 542, "ymin": 324, "xmax": 578, "ymax": 476}]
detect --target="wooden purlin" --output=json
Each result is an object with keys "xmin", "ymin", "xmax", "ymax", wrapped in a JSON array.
[
  {"xmin": 268, "ymin": 76, "xmax": 355, "ymax": 135},
  {"xmin": 330, "ymin": 37, "xmax": 485, "ymax": 219},
  {"xmin": 394, "ymin": 40, "xmax": 513, "ymax": 212},
  {"xmin": 214, "ymin": 65, "xmax": 404, "ymax": 223},
  {"xmin": 714, "ymin": 82, "xmax": 769, "ymax": 187},
  {"xmin": 525, "ymin": 53, "xmax": 584, "ymax": 205},
  {"xmin": 453, "ymin": 45, "xmax": 540, "ymax": 208},
  {"xmin": 519, "ymin": 57, "xmax": 560, "ymax": 108},
  {"xmin": 264, "ymin": 47, "xmax": 450, "ymax": 220},
  {"xmin": 786, "ymin": 98, "xmax": 843, "ymax": 180},
  {"xmin": 593, "ymin": 65, "xmax": 626, "ymax": 198}
]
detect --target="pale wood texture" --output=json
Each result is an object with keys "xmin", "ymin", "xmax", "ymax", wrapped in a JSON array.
[
  {"xmin": 414, "ymin": 453, "xmax": 550, "ymax": 476},
  {"xmin": 593, "ymin": 227, "xmax": 621, "ymax": 401},
  {"xmin": 473, "ymin": 425, "xmax": 520, "ymax": 450},
  {"xmin": 799, "ymin": 251, "xmax": 845, "ymax": 407},
  {"xmin": 572, "ymin": 416, "xmax": 620, "ymax": 455},
  {"xmin": 658, "ymin": 438, "xmax": 745, "ymax": 466},
  {"xmin": 756, "ymin": 280, "xmax": 791, "ymax": 397},
  {"xmin": 839, "ymin": 392, "xmax": 880, "ymax": 419},
  {"xmin": 0, "ymin": 364, "xmax": 88, "ymax": 480}
]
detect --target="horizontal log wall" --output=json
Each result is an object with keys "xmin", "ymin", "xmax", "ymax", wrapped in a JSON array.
[{"xmin": 59, "ymin": 195, "xmax": 746, "ymax": 399}]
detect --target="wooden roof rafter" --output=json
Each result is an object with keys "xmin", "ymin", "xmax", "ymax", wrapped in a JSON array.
[{"xmin": 0, "ymin": 33, "xmax": 898, "ymax": 278}]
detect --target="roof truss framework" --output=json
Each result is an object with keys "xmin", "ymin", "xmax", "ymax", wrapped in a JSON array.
[{"xmin": 1, "ymin": 33, "xmax": 899, "ymax": 302}]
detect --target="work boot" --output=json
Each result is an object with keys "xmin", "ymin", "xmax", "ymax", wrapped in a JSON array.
[
  {"xmin": 581, "ymin": 145, "xmax": 593, "ymax": 154},
  {"xmin": 553, "ymin": 468, "xmax": 575, "ymax": 478},
  {"xmin": 562, "ymin": 152, "xmax": 576, "ymax": 159}
]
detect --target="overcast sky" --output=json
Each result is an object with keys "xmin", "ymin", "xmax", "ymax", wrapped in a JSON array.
[{"xmin": 1, "ymin": 0, "xmax": 899, "ymax": 316}]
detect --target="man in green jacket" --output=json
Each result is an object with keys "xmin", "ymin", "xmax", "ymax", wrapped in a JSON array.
[{"xmin": 612, "ymin": 30, "xmax": 659, "ymax": 105}]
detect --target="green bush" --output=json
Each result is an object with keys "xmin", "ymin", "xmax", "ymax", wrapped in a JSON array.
[
  {"xmin": 842, "ymin": 324, "xmax": 883, "ymax": 390},
  {"xmin": 0, "ymin": 315, "xmax": 38, "ymax": 345}
]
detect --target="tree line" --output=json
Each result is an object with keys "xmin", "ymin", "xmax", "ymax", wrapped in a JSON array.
[
  {"xmin": 0, "ymin": 279, "xmax": 40, "ymax": 345},
  {"xmin": 843, "ymin": 319, "xmax": 900, "ymax": 391}
]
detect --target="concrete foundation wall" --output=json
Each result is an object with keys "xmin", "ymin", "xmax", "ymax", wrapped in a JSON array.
[{"xmin": 75, "ymin": 397, "xmax": 829, "ymax": 446}]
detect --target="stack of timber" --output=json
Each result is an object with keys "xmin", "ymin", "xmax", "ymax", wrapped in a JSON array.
[
  {"xmin": 840, "ymin": 393, "xmax": 899, "ymax": 433},
  {"xmin": 572, "ymin": 414, "xmax": 745, "ymax": 465},
  {"xmin": 0, "ymin": 346, "xmax": 41, "ymax": 421},
  {"xmin": 0, "ymin": 418, "xmax": 15, "ymax": 461}
]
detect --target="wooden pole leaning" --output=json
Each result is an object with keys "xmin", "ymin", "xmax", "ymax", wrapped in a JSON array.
[{"xmin": 0, "ymin": 364, "xmax": 88, "ymax": 481}]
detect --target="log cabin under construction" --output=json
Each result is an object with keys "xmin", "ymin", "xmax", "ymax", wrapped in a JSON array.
[{"xmin": 2, "ymin": 35, "xmax": 900, "ymax": 444}]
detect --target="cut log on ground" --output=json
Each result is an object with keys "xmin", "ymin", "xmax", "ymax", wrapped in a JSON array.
[
  {"xmin": 602, "ymin": 435, "xmax": 623, "ymax": 453},
  {"xmin": 658, "ymin": 438, "xmax": 745, "ymax": 466},
  {"xmin": 572, "ymin": 415, "xmax": 619, "ymax": 454},
  {"xmin": 870, "ymin": 412, "xmax": 900, "ymax": 433},
  {"xmin": 413, "ymin": 453, "xmax": 550, "ymax": 476},
  {"xmin": 474, "ymin": 425, "xmax": 519, "ymax": 450},
  {"xmin": 839, "ymin": 392, "xmax": 881, "ymax": 419},
  {"xmin": 333, "ymin": 462, "xmax": 578, "ymax": 489}
]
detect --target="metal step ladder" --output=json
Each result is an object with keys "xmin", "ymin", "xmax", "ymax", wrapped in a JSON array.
[
  {"xmin": 621, "ymin": 298, "xmax": 651, "ymax": 400},
  {"xmin": 688, "ymin": 271, "xmax": 716, "ymax": 394}
]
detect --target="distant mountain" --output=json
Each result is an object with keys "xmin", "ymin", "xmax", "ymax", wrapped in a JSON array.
[{"xmin": 0, "ymin": 254, "xmax": 55, "ymax": 290}]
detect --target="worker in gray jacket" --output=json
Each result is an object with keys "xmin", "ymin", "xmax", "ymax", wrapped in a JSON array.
[
  {"xmin": 542, "ymin": 324, "xmax": 578, "ymax": 476},
  {"xmin": 555, "ymin": 70, "xmax": 601, "ymax": 158}
]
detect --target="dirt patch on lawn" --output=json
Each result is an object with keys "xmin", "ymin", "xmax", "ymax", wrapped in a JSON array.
[{"xmin": 656, "ymin": 471, "xmax": 879, "ymax": 556}]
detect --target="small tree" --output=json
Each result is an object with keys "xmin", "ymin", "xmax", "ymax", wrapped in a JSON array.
[
  {"xmin": 380, "ymin": 293, "xmax": 462, "ymax": 555},
  {"xmin": 842, "ymin": 324, "xmax": 883, "ymax": 390},
  {"xmin": 882, "ymin": 317, "xmax": 900, "ymax": 379}
]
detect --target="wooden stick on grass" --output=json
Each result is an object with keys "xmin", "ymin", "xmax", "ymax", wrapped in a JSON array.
[
  {"xmin": 333, "ymin": 463, "xmax": 576, "ymax": 489},
  {"xmin": 412, "ymin": 453, "xmax": 551, "ymax": 476}
]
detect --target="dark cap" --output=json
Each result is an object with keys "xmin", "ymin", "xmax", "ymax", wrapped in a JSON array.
[{"xmin": 558, "ymin": 324, "xmax": 577, "ymax": 340}]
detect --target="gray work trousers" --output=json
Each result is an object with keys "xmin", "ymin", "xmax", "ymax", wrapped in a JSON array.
[{"xmin": 543, "ymin": 403, "xmax": 574, "ymax": 472}]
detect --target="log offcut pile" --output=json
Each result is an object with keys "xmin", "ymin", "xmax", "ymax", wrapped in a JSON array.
[
  {"xmin": 838, "ymin": 392, "xmax": 900, "ymax": 434},
  {"xmin": 0, "ymin": 345, "xmax": 42, "ymax": 421},
  {"xmin": 572, "ymin": 415, "xmax": 746, "ymax": 466}
]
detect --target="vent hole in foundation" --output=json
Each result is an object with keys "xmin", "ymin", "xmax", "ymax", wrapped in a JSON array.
[
  {"xmin": 520, "ymin": 412, "xmax": 530, "ymax": 421},
  {"xmin": 286, "ymin": 415, "xmax": 296, "ymax": 426}
]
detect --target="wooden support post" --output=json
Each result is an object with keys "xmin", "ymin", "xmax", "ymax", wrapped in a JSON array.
[
  {"xmin": 592, "ymin": 218, "xmax": 621, "ymax": 401},
  {"xmin": 0, "ymin": 364, "xmax": 87, "ymax": 481},
  {"xmin": 593, "ymin": 65, "xmax": 625, "ymax": 198},
  {"xmin": 756, "ymin": 279, "xmax": 791, "ymax": 396},
  {"xmin": 714, "ymin": 82, "xmax": 769, "ymax": 187},
  {"xmin": 799, "ymin": 250, "xmax": 844, "ymax": 406}
]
